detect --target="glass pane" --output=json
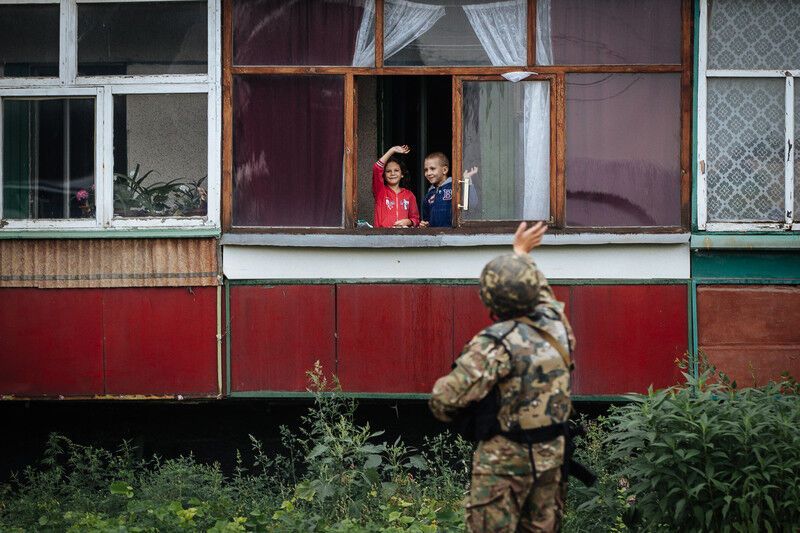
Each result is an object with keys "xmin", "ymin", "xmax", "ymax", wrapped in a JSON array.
[
  {"xmin": 707, "ymin": 78, "xmax": 784, "ymax": 222},
  {"xmin": 112, "ymin": 94, "xmax": 207, "ymax": 218},
  {"xmin": 462, "ymin": 80, "xmax": 550, "ymax": 221},
  {"xmin": 77, "ymin": 2, "xmax": 207, "ymax": 76},
  {"xmin": 708, "ymin": 0, "xmax": 800, "ymax": 70},
  {"xmin": 233, "ymin": 76, "xmax": 344, "ymax": 227},
  {"xmin": 566, "ymin": 74, "xmax": 681, "ymax": 227},
  {"xmin": 796, "ymin": 82, "xmax": 799, "ymax": 220},
  {"xmin": 234, "ymin": 0, "xmax": 372, "ymax": 67},
  {"xmin": 0, "ymin": 4, "xmax": 59, "ymax": 77},
  {"xmin": 385, "ymin": 0, "xmax": 525, "ymax": 67},
  {"xmin": 538, "ymin": 0, "xmax": 681, "ymax": 65},
  {"xmin": 2, "ymin": 98, "xmax": 95, "ymax": 220}
]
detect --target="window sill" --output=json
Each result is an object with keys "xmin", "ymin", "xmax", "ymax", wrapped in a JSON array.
[
  {"xmin": 221, "ymin": 232, "xmax": 690, "ymax": 248},
  {"xmin": 0, "ymin": 227, "xmax": 220, "ymax": 239},
  {"xmin": 691, "ymin": 234, "xmax": 800, "ymax": 250}
]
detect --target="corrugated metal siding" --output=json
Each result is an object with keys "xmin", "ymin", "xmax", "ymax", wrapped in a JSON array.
[{"xmin": 0, "ymin": 238, "xmax": 218, "ymax": 288}]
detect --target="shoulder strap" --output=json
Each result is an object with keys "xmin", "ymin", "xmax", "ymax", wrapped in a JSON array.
[{"xmin": 514, "ymin": 316, "xmax": 573, "ymax": 371}]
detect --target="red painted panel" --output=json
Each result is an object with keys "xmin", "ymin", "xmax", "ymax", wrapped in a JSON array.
[
  {"xmin": 452, "ymin": 285, "xmax": 570, "ymax": 361},
  {"xmin": 698, "ymin": 285, "xmax": 800, "ymax": 386},
  {"xmin": 0, "ymin": 288, "xmax": 104, "ymax": 396},
  {"xmin": 337, "ymin": 284, "xmax": 453, "ymax": 393},
  {"xmin": 103, "ymin": 287, "xmax": 217, "ymax": 395},
  {"xmin": 568, "ymin": 285, "xmax": 687, "ymax": 395},
  {"xmin": 230, "ymin": 285, "xmax": 336, "ymax": 392}
]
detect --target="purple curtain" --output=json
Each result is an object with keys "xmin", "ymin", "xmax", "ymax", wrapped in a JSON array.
[
  {"xmin": 566, "ymin": 74, "xmax": 681, "ymax": 227},
  {"xmin": 548, "ymin": 0, "xmax": 681, "ymax": 65},
  {"xmin": 233, "ymin": 0, "xmax": 365, "ymax": 66},
  {"xmin": 233, "ymin": 76, "xmax": 344, "ymax": 227}
]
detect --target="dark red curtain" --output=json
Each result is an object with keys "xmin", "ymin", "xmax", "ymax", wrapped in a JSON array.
[
  {"xmin": 233, "ymin": 0, "xmax": 365, "ymax": 66},
  {"xmin": 565, "ymin": 74, "xmax": 681, "ymax": 227},
  {"xmin": 233, "ymin": 76, "xmax": 344, "ymax": 227},
  {"xmin": 548, "ymin": 0, "xmax": 681, "ymax": 65}
]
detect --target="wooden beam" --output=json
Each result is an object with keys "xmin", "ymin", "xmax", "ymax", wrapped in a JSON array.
[
  {"xmin": 528, "ymin": 0, "xmax": 537, "ymax": 66},
  {"xmin": 344, "ymin": 73, "xmax": 357, "ymax": 229},
  {"xmin": 375, "ymin": 0, "xmax": 384, "ymax": 68},
  {"xmin": 221, "ymin": 0, "xmax": 233, "ymax": 231},
  {"xmin": 680, "ymin": 0, "xmax": 693, "ymax": 230}
]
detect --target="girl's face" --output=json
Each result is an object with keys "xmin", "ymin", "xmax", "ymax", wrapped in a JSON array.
[{"xmin": 384, "ymin": 161, "xmax": 403, "ymax": 186}]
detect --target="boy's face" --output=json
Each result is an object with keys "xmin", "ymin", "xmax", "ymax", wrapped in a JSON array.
[
  {"xmin": 384, "ymin": 161, "xmax": 403, "ymax": 186},
  {"xmin": 424, "ymin": 158, "xmax": 448, "ymax": 186}
]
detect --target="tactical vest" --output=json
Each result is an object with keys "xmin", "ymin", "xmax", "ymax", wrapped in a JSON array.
[{"xmin": 480, "ymin": 317, "xmax": 572, "ymax": 433}]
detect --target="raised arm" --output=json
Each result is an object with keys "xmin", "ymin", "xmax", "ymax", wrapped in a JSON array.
[
  {"xmin": 373, "ymin": 145, "xmax": 410, "ymax": 197},
  {"xmin": 379, "ymin": 145, "xmax": 410, "ymax": 165}
]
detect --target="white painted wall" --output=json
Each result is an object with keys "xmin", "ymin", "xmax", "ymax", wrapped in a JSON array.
[{"xmin": 223, "ymin": 243, "xmax": 690, "ymax": 280}]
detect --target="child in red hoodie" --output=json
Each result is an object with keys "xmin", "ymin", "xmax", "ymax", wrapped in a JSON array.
[{"xmin": 373, "ymin": 145, "xmax": 420, "ymax": 228}]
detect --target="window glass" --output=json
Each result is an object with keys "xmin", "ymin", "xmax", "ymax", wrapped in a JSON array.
[
  {"xmin": 112, "ymin": 94, "xmax": 207, "ymax": 218},
  {"xmin": 708, "ymin": 0, "xmax": 800, "ymax": 70},
  {"xmin": 566, "ymin": 74, "xmax": 681, "ymax": 227},
  {"xmin": 462, "ymin": 80, "xmax": 550, "ymax": 222},
  {"xmin": 2, "ymin": 98, "xmax": 95, "ymax": 220},
  {"xmin": 233, "ymin": 76, "xmax": 344, "ymax": 227},
  {"xmin": 385, "ymin": 0, "xmax": 525, "ymax": 67},
  {"xmin": 538, "ymin": 0, "xmax": 681, "ymax": 65},
  {"xmin": 796, "ymin": 84, "xmax": 799, "ymax": 219},
  {"xmin": 0, "ymin": 4, "xmax": 60, "ymax": 77},
  {"xmin": 706, "ymin": 78, "xmax": 784, "ymax": 222},
  {"xmin": 77, "ymin": 2, "xmax": 207, "ymax": 76},
  {"xmin": 233, "ymin": 0, "xmax": 372, "ymax": 67}
]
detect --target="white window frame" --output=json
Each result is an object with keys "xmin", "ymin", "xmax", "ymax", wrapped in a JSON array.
[
  {"xmin": 0, "ymin": 0, "xmax": 221, "ymax": 230},
  {"xmin": 698, "ymin": 0, "xmax": 797, "ymax": 232}
]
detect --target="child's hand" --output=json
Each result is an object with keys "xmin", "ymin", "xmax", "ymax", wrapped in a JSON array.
[
  {"xmin": 392, "ymin": 145, "xmax": 411, "ymax": 155},
  {"xmin": 418, "ymin": 220, "xmax": 429, "ymax": 227},
  {"xmin": 513, "ymin": 221, "xmax": 547, "ymax": 255},
  {"xmin": 393, "ymin": 218, "xmax": 414, "ymax": 227},
  {"xmin": 463, "ymin": 166, "xmax": 479, "ymax": 179}
]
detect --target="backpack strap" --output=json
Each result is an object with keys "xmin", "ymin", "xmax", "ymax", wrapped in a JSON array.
[{"xmin": 514, "ymin": 316, "xmax": 573, "ymax": 371}]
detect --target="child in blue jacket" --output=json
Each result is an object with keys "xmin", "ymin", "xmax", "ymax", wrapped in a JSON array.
[{"xmin": 419, "ymin": 152, "xmax": 478, "ymax": 227}]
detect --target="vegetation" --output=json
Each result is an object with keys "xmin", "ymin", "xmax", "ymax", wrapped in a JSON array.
[
  {"xmin": 1, "ymin": 360, "xmax": 798, "ymax": 532},
  {"xmin": 113, "ymin": 165, "xmax": 207, "ymax": 217}
]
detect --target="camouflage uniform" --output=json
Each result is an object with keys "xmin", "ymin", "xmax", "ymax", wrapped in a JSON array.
[{"xmin": 430, "ymin": 254, "xmax": 575, "ymax": 533}]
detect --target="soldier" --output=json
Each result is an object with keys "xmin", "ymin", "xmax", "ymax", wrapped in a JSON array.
[{"xmin": 429, "ymin": 221, "xmax": 576, "ymax": 532}]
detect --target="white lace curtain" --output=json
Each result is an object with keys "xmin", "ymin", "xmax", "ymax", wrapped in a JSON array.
[
  {"xmin": 463, "ymin": 0, "xmax": 550, "ymax": 219},
  {"xmin": 352, "ymin": 0, "xmax": 445, "ymax": 66}
]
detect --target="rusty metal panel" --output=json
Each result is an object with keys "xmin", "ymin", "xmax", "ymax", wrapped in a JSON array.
[
  {"xmin": 337, "ymin": 284, "xmax": 453, "ymax": 393},
  {"xmin": 0, "ymin": 288, "xmax": 104, "ymax": 397},
  {"xmin": 569, "ymin": 285, "xmax": 687, "ymax": 395},
  {"xmin": 103, "ymin": 287, "xmax": 218, "ymax": 396},
  {"xmin": 0, "ymin": 238, "xmax": 218, "ymax": 288},
  {"xmin": 230, "ymin": 285, "xmax": 336, "ymax": 392},
  {"xmin": 698, "ymin": 285, "xmax": 800, "ymax": 386}
]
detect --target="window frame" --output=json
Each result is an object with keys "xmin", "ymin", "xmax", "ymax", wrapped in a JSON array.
[
  {"xmin": 0, "ymin": 0, "xmax": 221, "ymax": 231},
  {"xmin": 222, "ymin": 0, "xmax": 692, "ymax": 234},
  {"xmin": 697, "ymin": 0, "xmax": 798, "ymax": 232}
]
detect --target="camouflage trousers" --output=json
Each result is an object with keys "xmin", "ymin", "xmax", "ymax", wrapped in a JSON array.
[{"xmin": 466, "ymin": 467, "xmax": 563, "ymax": 532}]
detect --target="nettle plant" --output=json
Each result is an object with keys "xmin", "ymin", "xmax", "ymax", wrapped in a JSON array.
[
  {"xmin": 113, "ymin": 165, "xmax": 207, "ymax": 217},
  {"xmin": 607, "ymin": 357, "xmax": 800, "ymax": 533}
]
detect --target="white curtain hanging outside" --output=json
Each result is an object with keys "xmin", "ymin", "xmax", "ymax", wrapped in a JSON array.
[
  {"xmin": 462, "ymin": 0, "xmax": 550, "ymax": 219},
  {"xmin": 352, "ymin": 0, "xmax": 446, "ymax": 66}
]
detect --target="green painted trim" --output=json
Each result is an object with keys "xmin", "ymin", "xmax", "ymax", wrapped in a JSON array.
[
  {"xmin": 0, "ymin": 228, "xmax": 220, "ymax": 239},
  {"xmin": 225, "ymin": 278, "xmax": 690, "ymax": 286},
  {"xmin": 227, "ymin": 391, "xmax": 631, "ymax": 402},
  {"xmin": 573, "ymin": 395, "xmax": 631, "ymax": 403},
  {"xmin": 691, "ymin": 0, "xmax": 700, "ymax": 232},
  {"xmin": 225, "ymin": 280, "xmax": 232, "ymax": 397},
  {"xmin": 694, "ymin": 278, "xmax": 800, "ymax": 285},
  {"xmin": 691, "ymin": 234, "xmax": 800, "ymax": 250},
  {"xmin": 692, "ymin": 250, "xmax": 800, "ymax": 280}
]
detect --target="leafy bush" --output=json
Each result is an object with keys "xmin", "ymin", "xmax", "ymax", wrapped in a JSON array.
[{"xmin": 608, "ymin": 361, "xmax": 800, "ymax": 532}]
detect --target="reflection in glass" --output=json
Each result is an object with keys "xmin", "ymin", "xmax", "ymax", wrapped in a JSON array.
[
  {"xmin": 707, "ymin": 79, "xmax": 785, "ymax": 223},
  {"xmin": 234, "ymin": 0, "xmax": 372, "ymax": 67},
  {"xmin": 537, "ymin": 0, "xmax": 680, "ymax": 65},
  {"xmin": 708, "ymin": 0, "xmax": 800, "ymax": 70},
  {"xmin": 385, "ymin": 0, "xmax": 525, "ymax": 66},
  {"xmin": 795, "ymin": 85, "xmax": 799, "ymax": 220},
  {"xmin": 0, "ymin": 5, "xmax": 59, "ymax": 77},
  {"xmin": 566, "ymin": 74, "xmax": 681, "ymax": 227},
  {"xmin": 2, "ymin": 98, "xmax": 95, "ymax": 220},
  {"xmin": 233, "ymin": 76, "xmax": 344, "ymax": 227},
  {"xmin": 77, "ymin": 2, "xmax": 207, "ymax": 76},
  {"xmin": 462, "ymin": 80, "xmax": 550, "ymax": 221},
  {"xmin": 112, "ymin": 94, "xmax": 207, "ymax": 218}
]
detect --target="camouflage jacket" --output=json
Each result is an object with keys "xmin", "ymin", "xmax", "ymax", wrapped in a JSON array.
[{"xmin": 430, "ymin": 259, "xmax": 575, "ymax": 475}]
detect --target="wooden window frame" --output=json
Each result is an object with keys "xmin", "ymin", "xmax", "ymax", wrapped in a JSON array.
[
  {"xmin": 0, "ymin": 0, "xmax": 221, "ymax": 231},
  {"xmin": 222, "ymin": 0, "xmax": 692, "ymax": 235},
  {"xmin": 697, "ymin": 0, "xmax": 798, "ymax": 232}
]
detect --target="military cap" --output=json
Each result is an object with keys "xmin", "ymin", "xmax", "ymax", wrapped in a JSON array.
[{"xmin": 479, "ymin": 253, "xmax": 543, "ymax": 320}]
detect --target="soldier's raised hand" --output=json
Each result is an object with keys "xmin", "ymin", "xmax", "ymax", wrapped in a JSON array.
[{"xmin": 513, "ymin": 221, "xmax": 547, "ymax": 255}]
